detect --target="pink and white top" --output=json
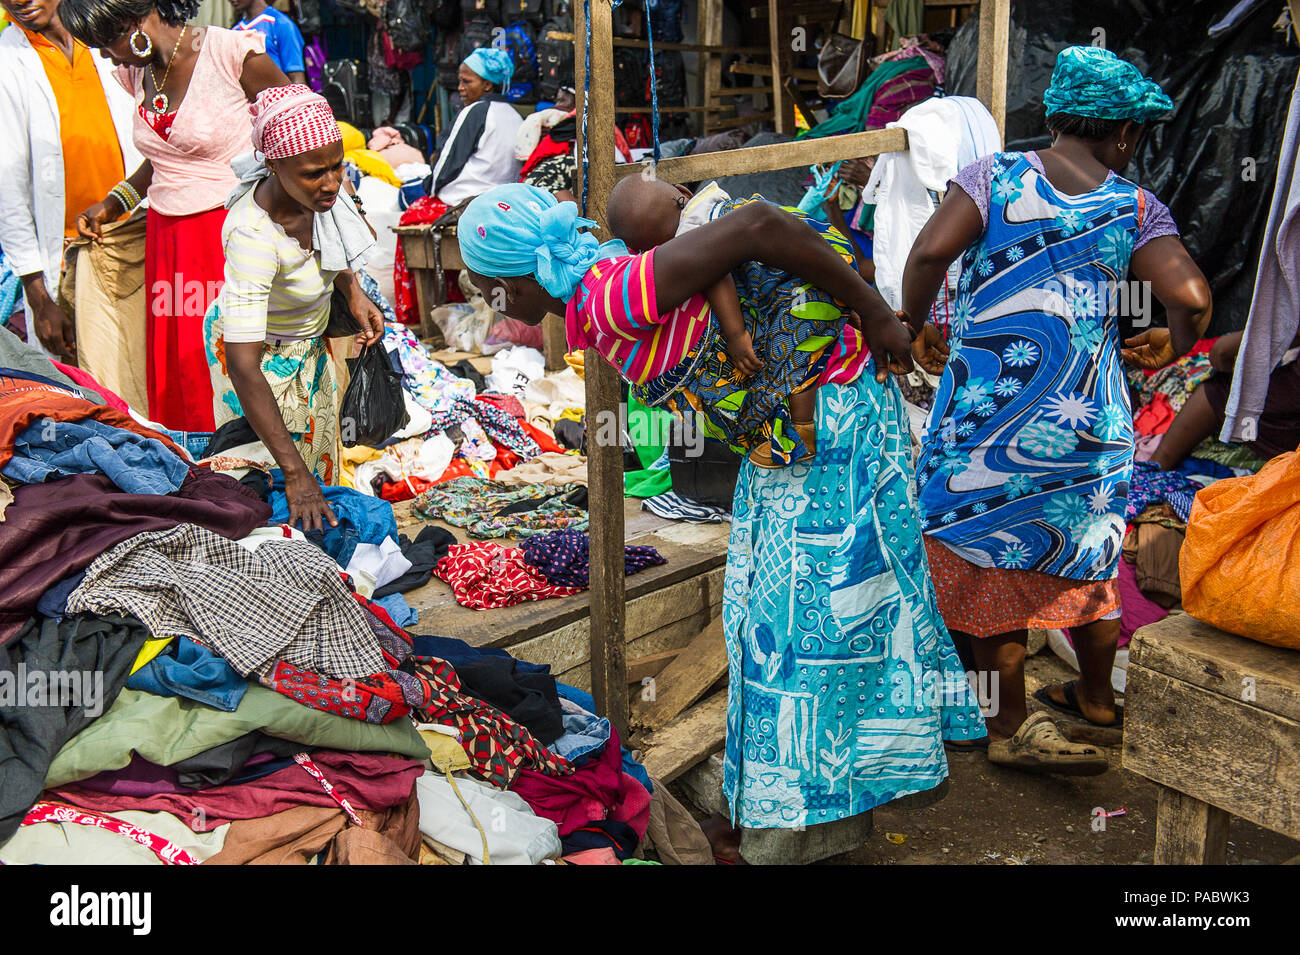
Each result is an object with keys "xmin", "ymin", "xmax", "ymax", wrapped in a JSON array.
[{"xmin": 115, "ymin": 27, "xmax": 265, "ymax": 217}]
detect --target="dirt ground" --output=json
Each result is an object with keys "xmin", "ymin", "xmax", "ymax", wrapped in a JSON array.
[
  {"xmin": 828, "ymin": 651, "xmax": 1300, "ymax": 865},
  {"xmin": 674, "ymin": 647, "xmax": 1300, "ymax": 866}
]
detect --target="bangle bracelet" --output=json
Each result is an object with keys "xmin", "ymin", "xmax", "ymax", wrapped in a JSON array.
[{"xmin": 110, "ymin": 181, "xmax": 141, "ymax": 213}]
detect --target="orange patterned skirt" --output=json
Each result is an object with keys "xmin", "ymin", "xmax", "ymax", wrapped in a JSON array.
[{"xmin": 924, "ymin": 535, "xmax": 1120, "ymax": 638}]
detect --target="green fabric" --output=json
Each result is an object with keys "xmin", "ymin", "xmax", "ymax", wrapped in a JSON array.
[
  {"xmin": 884, "ymin": 0, "xmax": 923, "ymax": 44},
  {"xmin": 797, "ymin": 57, "xmax": 931, "ymax": 141},
  {"xmin": 1191, "ymin": 438, "xmax": 1270, "ymax": 473},
  {"xmin": 45, "ymin": 685, "xmax": 431, "ymax": 788},
  {"xmin": 623, "ymin": 396, "xmax": 676, "ymax": 498}
]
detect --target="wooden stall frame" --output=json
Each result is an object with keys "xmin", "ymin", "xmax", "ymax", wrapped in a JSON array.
[{"xmin": 574, "ymin": 0, "xmax": 1010, "ymax": 735}]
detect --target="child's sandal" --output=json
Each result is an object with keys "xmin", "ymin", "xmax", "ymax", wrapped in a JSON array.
[{"xmin": 793, "ymin": 422, "xmax": 817, "ymax": 463}]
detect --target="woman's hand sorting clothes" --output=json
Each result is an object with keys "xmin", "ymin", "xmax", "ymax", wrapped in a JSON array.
[
  {"xmin": 724, "ymin": 329, "xmax": 764, "ymax": 377},
  {"xmin": 349, "ymin": 281, "xmax": 387, "ymax": 349},
  {"xmin": 1122, "ymin": 328, "xmax": 1179, "ymax": 370},
  {"xmin": 284, "ymin": 468, "xmax": 339, "ymax": 534},
  {"xmin": 75, "ymin": 195, "xmax": 124, "ymax": 243},
  {"xmin": 910, "ymin": 321, "xmax": 950, "ymax": 375}
]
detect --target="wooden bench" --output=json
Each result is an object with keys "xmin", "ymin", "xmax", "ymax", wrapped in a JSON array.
[{"xmin": 1123, "ymin": 614, "xmax": 1300, "ymax": 863}]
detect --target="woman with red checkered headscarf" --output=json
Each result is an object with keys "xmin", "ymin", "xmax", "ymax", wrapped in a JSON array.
[{"xmin": 204, "ymin": 85, "xmax": 386, "ymax": 532}]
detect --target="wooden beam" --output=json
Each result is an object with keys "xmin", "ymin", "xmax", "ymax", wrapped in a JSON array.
[
  {"xmin": 616, "ymin": 105, "xmax": 735, "ymax": 114},
  {"xmin": 701, "ymin": 111, "xmax": 775, "ymax": 132},
  {"xmin": 700, "ymin": 0, "xmax": 725, "ymax": 134},
  {"xmin": 631, "ymin": 617, "xmax": 727, "ymax": 733},
  {"xmin": 575, "ymin": 0, "xmax": 629, "ymax": 740},
  {"xmin": 729, "ymin": 62, "xmax": 820, "ymax": 81},
  {"xmin": 626, "ymin": 649, "xmax": 684, "ymax": 685},
  {"xmin": 767, "ymin": 0, "xmax": 794, "ymax": 135},
  {"xmin": 638, "ymin": 692, "xmax": 728, "ymax": 783},
  {"xmin": 711, "ymin": 85, "xmax": 775, "ymax": 98},
  {"xmin": 545, "ymin": 30, "xmax": 766, "ymax": 56},
  {"xmin": 617, "ymin": 126, "xmax": 907, "ymax": 184},
  {"xmin": 541, "ymin": 313, "xmax": 567, "ymax": 371},
  {"xmin": 975, "ymin": 0, "xmax": 1011, "ymax": 142},
  {"xmin": 1154, "ymin": 787, "xmax": 1230, "ymax": 865}
]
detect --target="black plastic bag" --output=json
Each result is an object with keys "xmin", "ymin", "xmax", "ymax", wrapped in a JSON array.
[{"xmin": 340, "ymin": 344, "xmax": 409, "ymax": 448}]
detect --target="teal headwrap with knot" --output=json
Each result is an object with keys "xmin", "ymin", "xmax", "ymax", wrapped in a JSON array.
[
  {"xmin": 458, "ymin": 184, "xmax": 628, "ymax": 302},
  {"xmin": 1043, "ymin": 46, "xmax": 1173, "ymax": 123},
  {"xmin": 462, "ymin": 47, "xmax": 515, "ymax": 88}
]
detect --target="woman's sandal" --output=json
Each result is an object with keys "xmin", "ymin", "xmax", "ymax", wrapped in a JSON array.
[
  {"xmin": 986, "ymin": 711, "xmax": 1109, "ymax": 776},
  {"xmin": 1032, "ymin": 680, "xmax": 1124, "ymax": 728},
  {"xmin": 944, "ymin": 736, "xmax": 990, "ymax": 754}
]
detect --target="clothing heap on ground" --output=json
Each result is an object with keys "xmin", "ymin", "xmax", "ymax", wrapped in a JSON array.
[{"xmin": 0, "ymin": 325, "xmax": 704, "ymax": 865}]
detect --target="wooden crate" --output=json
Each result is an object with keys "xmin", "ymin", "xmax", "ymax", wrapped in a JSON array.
[{"xmin": 1122, "ymin": 614, "xmax": 1300, "ymax": 863}]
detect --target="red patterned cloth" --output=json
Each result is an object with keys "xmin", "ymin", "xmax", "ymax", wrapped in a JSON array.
[
  {"xmin": 251, "ymin": 84, "xmax": 342, "ymax": 159},
  {"xmin": 261, "ymin": 594, "xmax": 572, "ymax": 788},
  {"xmin": 435, "ymin": 541, "xmax": 584, "ymax": 610},
  {"xmin": 393, "ymin": 196, "xmax": 450, "ymax": 324},
  {"xmin": 22, "ymin": 801, "xmax": 199, "ymax": 865}
]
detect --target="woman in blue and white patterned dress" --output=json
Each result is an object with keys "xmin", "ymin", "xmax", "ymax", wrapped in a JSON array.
[{"xmin": 901, "ymin": 46, "xmax": 1212, "ymax": 773}]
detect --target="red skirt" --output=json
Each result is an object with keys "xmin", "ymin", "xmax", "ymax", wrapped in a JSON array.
[{"xmin": 145, "ymin": 206, "xmax": 226, "ymax": 431}]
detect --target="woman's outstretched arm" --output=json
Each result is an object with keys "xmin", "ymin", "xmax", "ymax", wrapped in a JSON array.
[{"xmin": 651, "ymin": 201, "xmax": 915, "ymax": 380}]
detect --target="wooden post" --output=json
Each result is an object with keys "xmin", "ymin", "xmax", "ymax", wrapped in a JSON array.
[
  {"xmin": 575, "ymin": 0, "xmax": 630, "ymax": 739},
  {"xmin": 975, "ymin": 0, "xmax": 1011, "ymax": 142},
  {"xmin": 541, "ymin": 313, "xmax": 567, "ymax": 371},
  {"xmin": 1153, "ymin": 787, "xmax": 1230, "ymax": 865},
  {"xmin": 767, "ymin": 0, "xmax": 796, "ymax": 134},
  {"xmin": 700, "ymin": 0, "xmax": 724, "ymax": 135}
]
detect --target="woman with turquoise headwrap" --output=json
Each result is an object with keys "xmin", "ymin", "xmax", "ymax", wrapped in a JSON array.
[
  {"xmin": 901, "ymin": 45, "xmax": 1213, "ymax": 773},
  {"xmin": 423, "ymin": 47, "xmax": 523, "ymax": 207},
  {"xmin": 459, "ymin": 181, "xmax": 986, "ymax": 863}
]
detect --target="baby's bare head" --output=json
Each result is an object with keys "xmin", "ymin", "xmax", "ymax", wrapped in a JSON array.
[{"xmin": 606, "ymin": 176, "xmax": 692, "ymax": 252}]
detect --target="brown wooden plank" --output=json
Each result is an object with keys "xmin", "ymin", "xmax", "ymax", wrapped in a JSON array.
[
  {"xmin": 627, "ymin": 649, "xmax": 684, "ymax": 685},
  {"xmin": 615, "ymin": 127, "xmax": 907, "ymax": 184},
  {"xmin": 543, "ymin": 30, "xmax": 767, "ymax": 56},
  {"xmin": 632, "ymin": 616, "xmax": 728, "ymax": 732},
  {"xmin": 729, "ymin": 62, "xmax": 819, "ymax": 81},
  {"xmin": 1129, "ymin": 616, "xmax": 1300, "ymax": 723},
  {"xmin": 541, "ymin": 313, "xmax": 567, "ymax": 370},
  {"xmin": 575, "ymin": 0, "xmax": 630, "ymax": 739},
  {"xmin": 639, "ymin": 692, "xmax": 729, "ymax": 783},
  {"xmin": 560, "ymin": 599, "xmax": 721, "ymax": 693},
  {"xmin": 975, "ymin": 0, "xmax": 1011, "ymax": 141},
  {"xmin": 768, "ymin": 0, "xmax": 793, "ymax": 135},
  {"xmin": 1123, "ymin": 666, "xmax": 1300, "ymax": 840},
  {"xmin": 1153, "ymin": 786, "xmax": 1230, "ymax": 865},
  {"xmin": 700, "ymin": 0, "xmax": 725, "ymax": 134}
]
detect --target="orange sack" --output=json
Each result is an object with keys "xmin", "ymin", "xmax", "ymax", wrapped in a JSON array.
[{"xmin": 1180, "ymin": 446, "xmax": 1300, "ymax": 650}]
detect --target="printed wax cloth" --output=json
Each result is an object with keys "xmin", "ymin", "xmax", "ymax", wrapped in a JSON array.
[
  {"xmin": 413, "ymin": 476, "xmax": 588, "ymax": 538},
  {"xmin": 435, "ymin": 541, "xmax": 584, "ymax": 609}
]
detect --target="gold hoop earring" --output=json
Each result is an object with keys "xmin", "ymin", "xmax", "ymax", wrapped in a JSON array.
[
  {"xmin": 1118, "ymin": 141, "xmax": 1128, "ymax": 151},
  {"xmin": 129, "ymin": 29, "xmax": 153, "ymax": 57}
]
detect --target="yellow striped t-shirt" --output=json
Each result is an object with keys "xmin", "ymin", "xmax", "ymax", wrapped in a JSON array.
[{"xmin": 218, "ymin": 188, "xmax": 340, "ymax": 344}]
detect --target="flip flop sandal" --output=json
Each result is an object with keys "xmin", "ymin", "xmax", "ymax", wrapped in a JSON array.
[
  {"xmin": 1032, "ymin": 680, "xmax": 1124, "ymax": 728},
  {"xmin": 944, "ymin": 736, "xmax": 990, "ymax": 753},
  {"xmin": 986, "ymin": 711, "xmax": 1109, "ymax": 776}
]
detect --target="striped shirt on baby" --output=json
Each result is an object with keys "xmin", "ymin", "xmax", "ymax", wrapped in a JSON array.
[
  {"xmin": 218, "ymin": 188, "xmax": 339, "ymax": 344},
  {"xmin": 563, "ymin": 248, "xmax": 711, "ymax": 385}
]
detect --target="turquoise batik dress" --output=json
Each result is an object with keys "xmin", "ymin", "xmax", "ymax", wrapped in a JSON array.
[
  {"xmin": 722, "ymin": 365, "xmax": 985, "ymax": 830},
  {"xmin": 917, "ymin": 152, "xmax": 1143, "ymax": 581}
]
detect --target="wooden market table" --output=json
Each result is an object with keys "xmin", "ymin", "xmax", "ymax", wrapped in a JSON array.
[
  {"xmin": 1123, "ymin": 614, "xmax": 1300, "ymax": 864},
  {"xmin": 393, "ymin": 223, "xmax": 568, "ymax": 368}
]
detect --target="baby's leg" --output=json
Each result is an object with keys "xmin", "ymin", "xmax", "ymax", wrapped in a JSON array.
[{"xmin": 789, "ymin": 385, "xmax": 816, "ymax": 425}]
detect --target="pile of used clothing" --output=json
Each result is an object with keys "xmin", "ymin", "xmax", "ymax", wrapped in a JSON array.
[{"xmin": 0, "ymin": 326, "xmax": 703, "ymax": 865}]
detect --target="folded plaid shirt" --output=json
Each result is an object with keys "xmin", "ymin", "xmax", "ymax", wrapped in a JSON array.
[{"xmin": 67, "ymin": 524, "xmax": 384, "ymax": 679}]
